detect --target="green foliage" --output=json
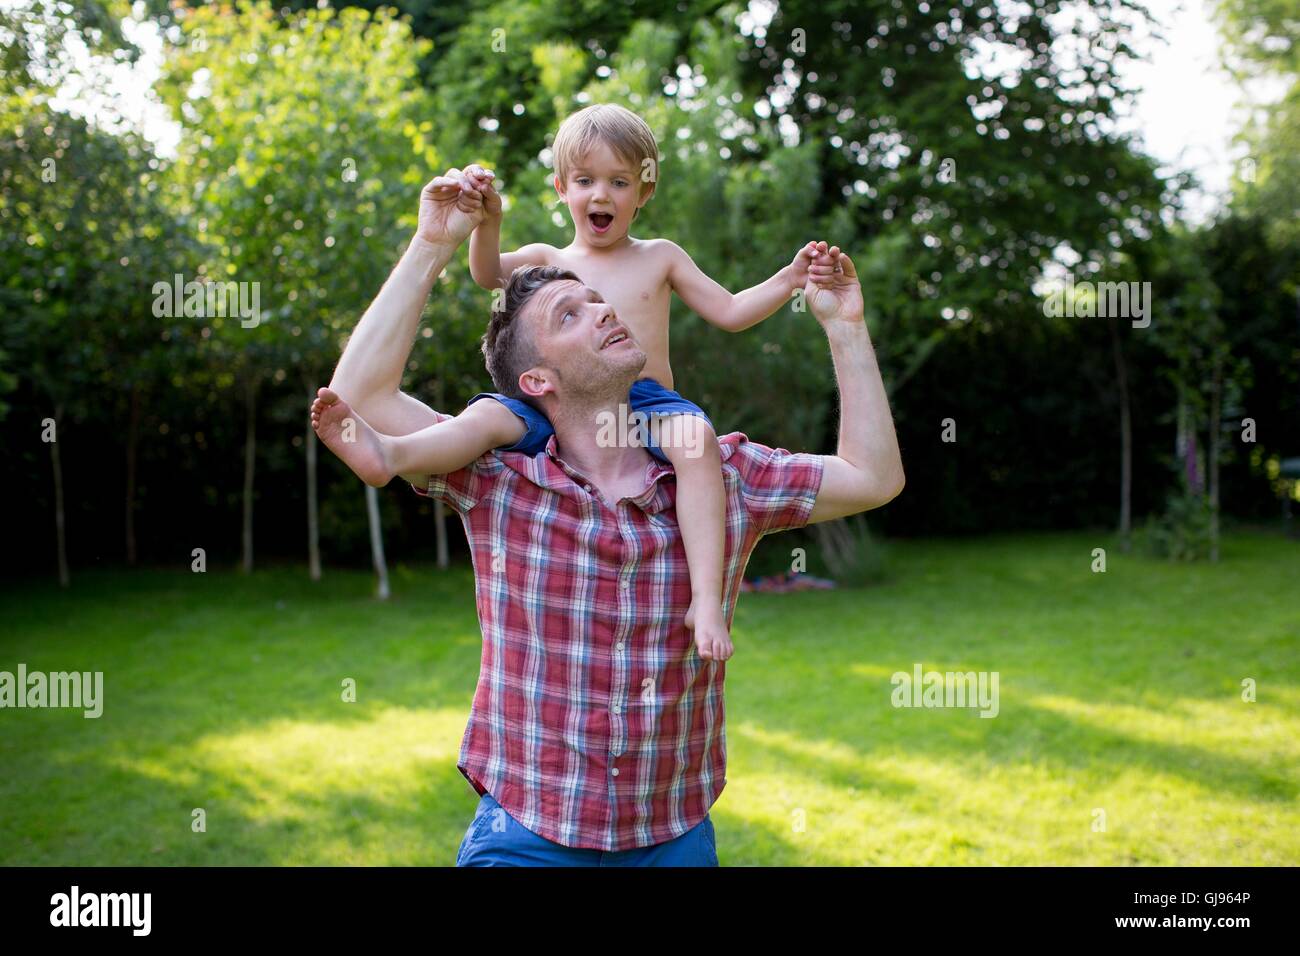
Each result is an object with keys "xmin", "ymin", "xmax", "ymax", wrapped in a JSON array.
[
  {"xmin": 1216, "ymin": 0, "xmax": 1299, "ymax": 251},
  {"xmin": 743, "ymin": 0, "xmax": 1171, "ymax": 395},
  {"xmin": 0, "ymin": 101, "xmax": 187, "ymax": 418},
  {"xmin": 0, "ymin": 0, "xmax": 140, "ymax": 91},
  {"xmin": 154, "ymin": 1, "xmax": 445, "ymax": 393}
]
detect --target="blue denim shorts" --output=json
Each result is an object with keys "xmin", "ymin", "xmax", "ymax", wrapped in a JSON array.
[
  {"xmin": 456, "ymin": 792, "xmax": 719, "ymax": 867},
  {"xmin": 467, "ymin": 377, "xmax": 712, "ymax": 465}
]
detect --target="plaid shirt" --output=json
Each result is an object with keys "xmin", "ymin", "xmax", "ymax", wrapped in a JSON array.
[{"xmin": 412, "ymin": 417, "xmax": 824, "ymax": 851}]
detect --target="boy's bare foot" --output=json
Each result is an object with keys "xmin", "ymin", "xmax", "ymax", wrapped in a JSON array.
[
  {"xmin": 685, "ymin": 599, "xmax": 734, "ymax": 662},
  {"xmin": 310, "ymin": 387, "xmax": 393, "ymax": 487}
]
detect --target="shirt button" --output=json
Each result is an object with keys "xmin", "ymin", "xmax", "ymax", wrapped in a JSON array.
[
  {"xmin": 616, "ymin": 642, "xmax": 624, "ymax": 652},
  {"xmin": 613, "ymin": 704, "xmax": 621, "ymax": 714},
  {"xmin": 611, "ymin": 767, "xmax": 620, "ymax": 777},
  {"xmin": 583, "ymin": 484, "xmax": 592, "ymax": 493},
  {"xmin": 620, "ymin": 580, "xmax": 629, "ymax": 590}
]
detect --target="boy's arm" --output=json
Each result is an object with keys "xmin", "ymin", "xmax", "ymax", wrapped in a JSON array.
[
  {"xmin": 386, "ymin": 398, "xmax": 525, "ymax": 487},
  {"xmin": 666, "ymin": 239, "xmax": 817, "ymax": 333},
  {"xmin": 464, "ymin": 167, "xmax": 553, "ymax": 288},
  {"xmin": 468, "ymin": 220, "xmax": 553, "ymax": 288}
]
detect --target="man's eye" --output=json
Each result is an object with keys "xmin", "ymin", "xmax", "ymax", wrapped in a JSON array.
[
  {"xmin": 562, "ymin": 311, "xmax": 574, "ymax": 323},
  {"xmin": 614, "ymin": 180, "xmax": 628, "ymax": 187},
  {"xmin": 576, "ymin": 178, "xmax": 591, "ymax": 186}
]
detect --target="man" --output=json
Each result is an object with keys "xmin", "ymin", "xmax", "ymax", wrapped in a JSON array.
[{"xmin": 321, "ymin": 169, "xmax": 905, "ymax": 866}]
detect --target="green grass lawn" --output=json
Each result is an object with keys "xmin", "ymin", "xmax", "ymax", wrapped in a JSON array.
[{"xmin": 2, "ymin": 530, "xmax": 1297, "ymax": 866}]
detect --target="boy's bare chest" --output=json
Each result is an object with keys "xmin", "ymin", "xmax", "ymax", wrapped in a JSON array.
[{"xmin": 551, "ymin": 250, "xmax": 672, "ymax": 326}]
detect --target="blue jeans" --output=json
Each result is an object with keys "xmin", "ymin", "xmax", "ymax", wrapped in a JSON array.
[{"xmin": 456, "ymin": 793, "xmax": 719, "ymax": 867}]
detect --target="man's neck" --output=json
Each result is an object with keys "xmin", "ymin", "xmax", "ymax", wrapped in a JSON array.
[{"xmin": 548, "ymin": 395, "xmax": 654, "ymax": 486}]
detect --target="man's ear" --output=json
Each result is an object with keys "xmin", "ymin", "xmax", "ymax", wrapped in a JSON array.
[
  {"xmin": 519, "ymin": 367, "xmax": 555, "ymax": 401},
  {"xmin": 553, "ymin": 174, "xmax": 566, "ymax": 202}
]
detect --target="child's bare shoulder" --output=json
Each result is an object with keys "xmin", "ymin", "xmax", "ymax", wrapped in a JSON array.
[
  {"xmin": 634, "ymin": 236, "xmax": 684, "ymax": 257},
  {"xmin": 509, "ymin": 242, "xmax": 559, "ymax": 265},
  {"xmin": 629, "ymin": 237, "xmax": 689, "ymax": 270}
]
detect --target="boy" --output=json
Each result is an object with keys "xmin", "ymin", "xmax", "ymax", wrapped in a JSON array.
[{"xmin": 318, "ymin": 104, "xmax": 819, "ymax": 663}]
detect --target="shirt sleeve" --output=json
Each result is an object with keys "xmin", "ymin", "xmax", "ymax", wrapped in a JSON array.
[
  {"xmin": 406, "ymin": 410, "xmax": 497, "ymax": 514},
  {"xmin": 723, "ymin": 433, "xmax": 826, "ymax": 536}
]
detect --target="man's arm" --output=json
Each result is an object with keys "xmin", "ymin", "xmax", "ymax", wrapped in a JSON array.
[
  {"xmin": 805, "ymin": 245, "xmax": 906, "ymax": 523},
  {"xmin": 329, "ymin": 170, "xmax": 484, "ymax": 440}
]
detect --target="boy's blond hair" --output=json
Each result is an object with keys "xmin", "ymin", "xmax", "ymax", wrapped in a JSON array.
[{"xmin": 552, "ymin": 103, "xmax": 659, "ymax": 214}]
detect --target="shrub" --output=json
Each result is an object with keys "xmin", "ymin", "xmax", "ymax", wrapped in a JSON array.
[{"xmin": 1142, "ymin": 491, "xmax": 1215, "ymax": 561}]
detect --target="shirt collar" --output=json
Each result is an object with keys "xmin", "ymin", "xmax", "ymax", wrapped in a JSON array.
[
  {"xmin": 539, "ymin": 433, "xmax": 676, "ymax": 514},
  {"xmin": 496, "ymin": 432, "xmax": 746, "ymax": 515}
]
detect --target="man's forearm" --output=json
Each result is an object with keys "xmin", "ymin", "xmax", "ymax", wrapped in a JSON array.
[
  {"xmin": 825, "ymin": 320, "xmax": 904, "ymax": 492},
  {"xmin": 330, "ymin": 235, "xmax": 456, "ymax": 417}
]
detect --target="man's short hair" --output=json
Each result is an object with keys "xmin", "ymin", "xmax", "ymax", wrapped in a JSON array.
[{"xmin": 481, "ymin": 265, "xmax": 580, "ymax": 405}]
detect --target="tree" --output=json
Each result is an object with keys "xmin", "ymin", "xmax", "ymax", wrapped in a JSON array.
[
  {"xmin": 1216, "ymin": 0, "xmax": 1299, "ymax": 251},
  {"xmin": 155, "ymin": 0, "xmax": 439, "ymax": 587},
  {"xmin": 1, "ymin": 0, "xmax": 186, "ymax": 583}
]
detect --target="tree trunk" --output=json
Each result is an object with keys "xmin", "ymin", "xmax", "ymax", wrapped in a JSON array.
[
  {"xmin": 431, "ymin": 379, "xmax": 450, "ymax": 569},
  {"xmin": 50, "ymin": 402, "xmax": 69, "ymax": 588},
  {"xmin": 305, "ymin": 385, "xmax": 321, "ymax": 582},
  {"xmin": 125, "ymin": 383, "xmax": 140, "ymax": 566},
  {"xmin": 1175, "ymin": 395, "xmax": 1187, "ymax": 489},
  {"xmin": 1107, "ymin": 313, "xmax": 1132, "ymax": 550},
  {"xmin": 242, "ymin": 380, "xmax": 257, "ymax": 574},
  {"xmin": 366, "ymin": 484, "xmax": 390, "ymax": 600},
  {"xmin": 1209, "ymin": 351, "xmax": 1222, "ymax": 562},
  {"xmin": 434, "ymin": 499, "xmax": 450, "ymax": 568}
]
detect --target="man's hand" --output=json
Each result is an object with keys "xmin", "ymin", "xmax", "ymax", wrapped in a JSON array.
[
  {"xmin": 805, "ymin": 242, "xmax": 864, "ymax": 327},
  {"xmin": 415, "ymin": 168, "xmax": 487, "ymax": 247}
]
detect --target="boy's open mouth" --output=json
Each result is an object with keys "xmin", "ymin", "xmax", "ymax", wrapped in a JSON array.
[{"xmin": 588, "ymin": 212, "xmax": 614, "ymax": 233}]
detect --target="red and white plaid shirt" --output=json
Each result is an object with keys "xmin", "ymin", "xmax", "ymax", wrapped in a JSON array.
[{"xmin": 412, "ymin": 418, "xmax": 824, "ymax": 851}]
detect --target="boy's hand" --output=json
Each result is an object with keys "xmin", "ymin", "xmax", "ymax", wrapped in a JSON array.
[
  {"xmin": 784, "ymin": 240, "xmax": 820, "ymax": 291},
  {"xmin": 464, "ymin": 164, "xmax": 502, "ymax": 221}
]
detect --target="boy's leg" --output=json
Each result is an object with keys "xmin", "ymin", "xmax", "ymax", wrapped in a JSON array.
[
  {"xmin": 649, "ymin": 412, "xmax": 732, "ymax": 661},
  {"xmin": 311, "ymin": 387, "xmax": 527, "ymax": 486}
]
